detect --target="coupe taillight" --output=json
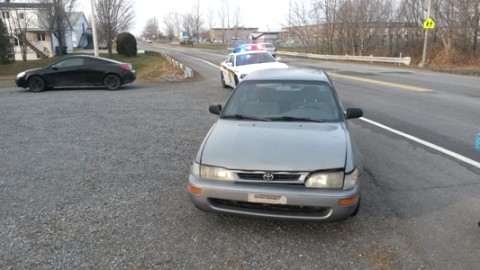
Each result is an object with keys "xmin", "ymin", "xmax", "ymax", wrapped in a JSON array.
[{"xmin": 119, "ymin": 64, "xmax": 132, "ymax": 71}]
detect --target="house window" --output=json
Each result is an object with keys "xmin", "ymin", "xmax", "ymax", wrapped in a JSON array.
[
  {"xmin": 37, "ymin": 33, "xmax": 46, "ymax": 41},
  {"xmin": 19, "ymin": 13, "xmax": 24, "ymax": 19},
  {"xmin": 2, "ymin": 11, "xmax": 9, "ymax": 19}
]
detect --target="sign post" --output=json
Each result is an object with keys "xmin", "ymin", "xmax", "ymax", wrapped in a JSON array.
[{"xmin": 419, "ymin": 0, "xmax": 434, "ymax": 68}]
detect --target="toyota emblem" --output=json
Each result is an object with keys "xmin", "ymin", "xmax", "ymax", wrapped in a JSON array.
[{"xmin": 263, "ymin": 173, "xmax": 274, "ymax": 181}]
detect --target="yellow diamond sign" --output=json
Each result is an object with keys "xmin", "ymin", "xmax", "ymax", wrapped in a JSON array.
[{"xmin": 423, "ymin": 18, "xmax": 435, "ymax": 29}]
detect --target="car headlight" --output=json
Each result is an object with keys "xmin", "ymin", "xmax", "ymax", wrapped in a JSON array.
[
  {"xmin": 343, "ymin": 168, "xmax": 361, "ymax": 190},
  {"xmin": 305, "ymin": 171, "xmax": 344, "ymax": 189},
  {"xmin": 239, "ymin": 73, "xmax": 248, "ymax": 79},
  {"xmin": 191, "ymin": 162, "xmax": 234, "ymax": 181},
  {"xmin": 17, "ymin": 72, "xmax": 26, "ymax": 79}
]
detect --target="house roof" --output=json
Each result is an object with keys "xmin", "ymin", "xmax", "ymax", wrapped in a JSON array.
[
  {"xmin": 68, "ymin": 12, "xmax": 84, "ymax": 26},
  {"xmin": 0, "ymin": 3, "xmax": 52, "ymax": 9}
]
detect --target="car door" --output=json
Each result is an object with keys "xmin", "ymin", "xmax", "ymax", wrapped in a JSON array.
[
  {"xmin": 83, "ymin": 58, "xmax": 107, "ymax": 86},
  {"xmin": 222, "ymin": 55, "xmax": 234, "ymax": 86},
  {"xmin": 46, "ymin": 57, "xmax": 85, "ymax": 87}
]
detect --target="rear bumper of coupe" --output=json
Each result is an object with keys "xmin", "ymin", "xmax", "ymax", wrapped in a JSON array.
[
  {"xmin": 188, "ymin": 174, "xmax": 361, "ymax": 222},
  {"xmin": 121, "ymin": 71, "xmax": 136, "ymax": 84}
]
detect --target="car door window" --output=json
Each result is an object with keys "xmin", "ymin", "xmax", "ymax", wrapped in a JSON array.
[{"xmin": 54, "ymin": 58, "xmax": 84, "ymax": 68}]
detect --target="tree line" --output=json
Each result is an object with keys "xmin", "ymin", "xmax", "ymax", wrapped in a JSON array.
[
  {"xmin": 286, "ymin": 0, "xmax": 480, "ymax": 64},
  {"xmin": 141, "ymin": 0, "xmax": 479, "ymax": 65}
]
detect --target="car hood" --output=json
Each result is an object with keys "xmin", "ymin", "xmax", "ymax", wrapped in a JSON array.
[
  {"xmin": 23, "ymin": 67, "xmax": 43, "ymax": 75},
  {"xmin": 234, "ymin": 62, "xmax": 288, "ymax": 74},
  {"xmin": 200, "ymin": 120, "xmax": 347, "ymax": 171}
]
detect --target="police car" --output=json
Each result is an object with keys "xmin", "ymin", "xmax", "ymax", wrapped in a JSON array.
[{"xmin": 220, "ymin": 50, "xmax": 288, "ymax": 88}]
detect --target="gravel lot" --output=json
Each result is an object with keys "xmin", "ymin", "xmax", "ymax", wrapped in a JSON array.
[
  {"xmin": 3, "ymin": 80, "xmax": 475, "ymax": 269},
  {"xmin": 0, "ymin": 82, "xmax": 227, "ymax": 269}
]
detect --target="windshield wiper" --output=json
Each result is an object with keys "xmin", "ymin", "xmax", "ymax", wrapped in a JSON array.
[
  {"xmin": 222, "ymin": 114, "xmax": 270, "ymax": 121},
  {"xmin": 268, "ymin": 116, "xmax": 325, "ymax": 122}
]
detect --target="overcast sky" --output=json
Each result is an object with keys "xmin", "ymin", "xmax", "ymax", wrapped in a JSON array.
[{"xmin": 82, "ymin": 0, "xmax": 292, "ymax": 35}]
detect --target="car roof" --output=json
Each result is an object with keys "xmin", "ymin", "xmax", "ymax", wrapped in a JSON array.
[
  {"xmin": 243, "ymin": 68, "xmax": 330, "ymax": 82},
  {"xmin": 59, "ymin": 55, "xmax": 125, "ymax": 64}
]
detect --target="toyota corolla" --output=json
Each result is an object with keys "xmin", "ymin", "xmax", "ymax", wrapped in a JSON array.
[{"xmin": 188, "ymin": 68, "xmax": 364, "ymax": 222}]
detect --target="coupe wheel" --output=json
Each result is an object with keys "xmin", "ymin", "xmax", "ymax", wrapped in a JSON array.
[
  {"xmin": 104, "ymin": 74, "xmax": 121, "ymax": 90},
  {"xmin": 28, "ymin": 76, "xmax": 46, "ymax": 92},
  {"xmin": 220, "ymin": 72, "xmax": 228, "ymax": 88}
]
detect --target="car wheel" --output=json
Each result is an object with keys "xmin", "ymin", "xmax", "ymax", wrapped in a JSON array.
[
  {"xmin": 104, "ymin": 74, "xmax": 121, "ymax": 90},
  {"xmin": 28, "ymin": 76, "xmax": 46, "ymax": 92},
  {"xmin": 220, "ymin": 72, "xmax": 228, "ymax": 88}
]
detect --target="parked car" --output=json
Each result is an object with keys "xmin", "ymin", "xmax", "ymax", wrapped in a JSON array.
[
  {"xmin": 220, "ymin": 50, "xmax": 288, "ymax": 88},
  {"xmin": 15, "ymin": 55, "xmax": 136, "ymax": 92},
  {"xmin": 258, "ymin": 43, "xmax": 277, "ymax": 58},
  {"xmin": 98, "ymin": 42, "xmax": 108, "ymax": 49},
  {"xmin": 188, "ymin": 68, "xmax": 365, "ymax": 222}
]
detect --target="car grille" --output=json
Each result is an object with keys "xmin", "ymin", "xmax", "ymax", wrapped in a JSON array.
[
  {"xmin": 209, "ymin": 198, "xmax": 330, "ymax": 217},
  {"xmin": 237, "ymin": 173, "xmax": 301, "ymax": 181}
]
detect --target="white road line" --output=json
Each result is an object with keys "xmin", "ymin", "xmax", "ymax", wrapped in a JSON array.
[
  {"xmin": 179, "ymin": 54, "xmax": 220, "ymax": 69},
  {"xmin": 360, "ymin": 117, "xmax": 480, "ymax": 169},
  {"xmin": 186, "ymin": 54, "xmax": 480, "ymax": 169}
]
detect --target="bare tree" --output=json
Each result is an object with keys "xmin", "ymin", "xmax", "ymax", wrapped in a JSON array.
[
  {"xmin": 143, "ymin": 16, "xmax": 159, "ymax": 40},
  {"xmin": 182, "ymin": 12, "xmax": 193, "ymax": 40},
  {"xmin": 288, "ymin": 0, "xmax": 315, "ymax": 52},
  {"xmin": 163, "ymin": 13, "xmax": 176, "ymax": 41},
  {"xmin": 217, "ymin": 4, "xmax": 227, "ymax": 43},
  {"xmin": 190, "ymin": 0, "xmax": 203, "ymax": 42},
  {"xmin": 37, "ymin": 0, "xmax": 77, "ymax": 55},
  {"xmin": 206, "ymin": 6, "xmax": 215, "ymax": 41},
  {"xmin": 232, "ymin": 5, "xmax": 241, "ymax": 41},
  {"xmin": 94, "ymin": 0, "xmax": 135, "ymax": 56}
]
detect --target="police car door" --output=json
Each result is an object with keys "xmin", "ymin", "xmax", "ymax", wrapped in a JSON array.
[{"xmin": 223, "ymin": 55, "xmax": 234, "ymax": 85}]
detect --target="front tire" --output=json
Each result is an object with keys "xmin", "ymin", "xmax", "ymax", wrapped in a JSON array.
[
  {"xmin": 28, "ymin": 76, "xmax": 46, "ymax": 92},
  {"xmin": 104, "ymin": 74, "xmax": 121, "ymax": 90}
]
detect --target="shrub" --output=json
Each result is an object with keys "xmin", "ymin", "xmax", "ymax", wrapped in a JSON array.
[
  {"xmin": 0, "ymin": 18, "xmax": 14, "ymax": 64},
  {"xmin": 116, "ymin": 32, "xmax": 137, "ymax": 57}
]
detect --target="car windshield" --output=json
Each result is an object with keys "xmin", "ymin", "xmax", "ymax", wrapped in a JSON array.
[
  {"xmin": 235, "ymin": 52, "xmax": 276, "ymax": 66},
  {"xmin": 221, "ymin": 80, "xmax": 342, "ymax": 122}
]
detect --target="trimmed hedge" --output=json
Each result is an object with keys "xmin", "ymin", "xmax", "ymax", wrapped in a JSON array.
[{"xmin": 116, "ymin": 32, "xmax": 137, "ymax": 57}]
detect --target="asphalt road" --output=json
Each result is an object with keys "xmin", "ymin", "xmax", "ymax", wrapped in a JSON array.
[{"xmin": 0, "ymin": 44, "xmax": 479, "ymax": 269}]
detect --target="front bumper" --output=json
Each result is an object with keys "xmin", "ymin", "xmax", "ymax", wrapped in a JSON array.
[
  {"xmin": 15, "ymin": 77, "xmax": 28, "ymax": 88},
  {"xmin": 188, "ymin": 174, "xmax": 361, "ymax": 222}
]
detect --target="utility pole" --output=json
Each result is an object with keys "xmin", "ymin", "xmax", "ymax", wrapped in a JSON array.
[
  {"xmin": 419, "ymin": 0, "xmax": 433, "ymax": 67},
  {"xmin": 90, "ymin": 0, "xmax": 98, "ymax": 56}
]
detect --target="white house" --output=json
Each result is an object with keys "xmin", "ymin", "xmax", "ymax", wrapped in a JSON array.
[
  {"xmin": 68, "ymin": 12, "xmax": 92, "ymax": 49},
  {"xmin": 0, "ymin": 2, "xmax": 89, "ymax": 61}
]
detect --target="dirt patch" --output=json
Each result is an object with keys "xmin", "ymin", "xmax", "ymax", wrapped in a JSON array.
[{"xmin": 365, "ymin": 248, "xmax": 395, "ymax": 270}]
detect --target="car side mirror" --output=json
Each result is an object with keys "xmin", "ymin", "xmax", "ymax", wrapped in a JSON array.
[
  {"xmin": 226, "ymin": 62, "xmax": 233, "ymax": 67},
  {"xmin": 345, "ymin": 108, "xmax": 363, "ymax": 119},
  {"xmin": 276, "ymin": 57, "xmax": 282, "ymax": 61},
  {"xmin": 209, "ymin": 104, "xmax": 222, "ymax": 115}
]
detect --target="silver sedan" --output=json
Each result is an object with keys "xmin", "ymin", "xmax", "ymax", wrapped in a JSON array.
[{"xmin": 188, "ymin": 68, "xmax": 364, "ymax": 222}]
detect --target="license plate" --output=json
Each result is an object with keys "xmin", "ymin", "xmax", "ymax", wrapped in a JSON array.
[{"xmin": 248, "ymin": 193, "xmax": 287, "ymax": 205}]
